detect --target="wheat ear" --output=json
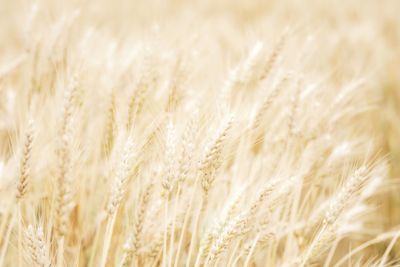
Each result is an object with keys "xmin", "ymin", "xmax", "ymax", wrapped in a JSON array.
[
  {"xmin": 205, "ymin": 213, "xmax": 248, "ymax": 266},
  {"xmin": 16, "ymin": 119, "xmax": 34, "ymax": 200},
  {"xmin": 101, "ymin": 136, "xmax": 135, "ymax": 267},
  {"xmin": 173, "ymin": 112, "xmax": 199, "ymax": 267},
  {"xmin": 185, "ymin": 116, "xmax": 233, "ymax": 266},
  {"xmin": 102, "ymin": 89, "xmax": 116, "ymax": 156},
  {"xmin": 24, "ymin": 225, "xmax": 51, "ymax": 267},
  {"xmin": 200, "ymin": 116, "xmax": 233, "ymax": 195},
  {"xmin": 221, "ymin": 41, "xmax": 264, "ymax": 100},
  {"xmin": 127, "ymin": 67, "xmax": 152, "ymax": 130},
  {"xmin": 120, "ymin": 183, "xmax": 153, "ymax": 267},
  {"xmin": 300, "ymin": 166, "xmax": 369, "ymax": 265},
  {"xmin": 55, "ymin": 78, "xmax": 77, "ymax": 239},
  {"xmin": 258, "ymin": 32, "xmax": 287, "ymax": 82},
  {"xmin": 17, "ymin": 119, "xmax": 34, "ymax": 267}
]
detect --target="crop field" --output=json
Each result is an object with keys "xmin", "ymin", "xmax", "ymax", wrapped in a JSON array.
[{"xmin": 0, "ymin": 0, "xmax": 399, "ymax": 266}]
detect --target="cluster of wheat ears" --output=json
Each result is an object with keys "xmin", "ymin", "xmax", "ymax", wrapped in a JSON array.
[{"xmin": 0, "ymin": 0, "xmax": 400, "ymax": 266}]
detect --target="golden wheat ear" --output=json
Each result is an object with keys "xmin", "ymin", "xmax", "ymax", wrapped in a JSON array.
[
  {"xmin": 24, "ymin": 225, "xmax": 51, "ymax": 267},
  {"xmin": 120, "ymin": 182, "xmax": 153, "ymax": 267},
  {"xmin": 16, "ymin": 119, "xmax": 35, "ymax": 201}
]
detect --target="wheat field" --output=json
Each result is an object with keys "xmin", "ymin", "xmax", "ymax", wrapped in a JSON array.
[{"xmin": 0, "ymin": 0, "xmax": 400, "ymax": 266}]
